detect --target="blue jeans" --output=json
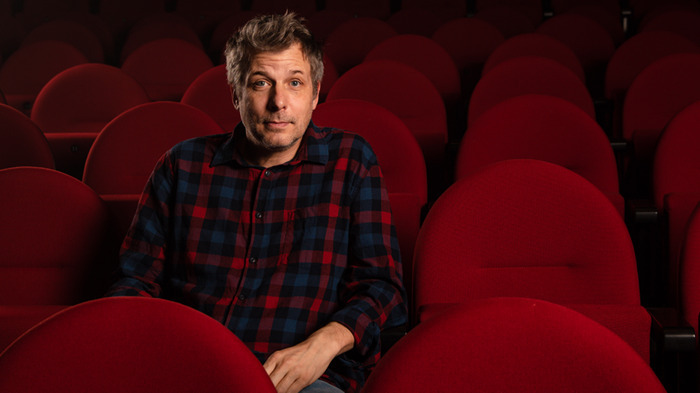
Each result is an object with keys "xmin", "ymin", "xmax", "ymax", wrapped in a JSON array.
[{"xmin": 299, "ymin": 380, "xmax": 344, "ymax": 393}]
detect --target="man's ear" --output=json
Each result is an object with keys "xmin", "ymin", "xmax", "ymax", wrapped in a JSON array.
[
  {"xmin": 312, "ymin": 82, "xmax": 321, "ymax": 109},
  {"xmin": 230, "ymin": 85, "xmax": 240, "ymax": 110}
]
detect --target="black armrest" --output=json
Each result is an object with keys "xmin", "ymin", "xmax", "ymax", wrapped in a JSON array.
[{"xmin": 648, "ymin": 307, "xmax": 696, "ymax": 352}]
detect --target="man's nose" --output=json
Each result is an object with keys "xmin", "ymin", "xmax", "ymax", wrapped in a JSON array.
[{"xmin": 267, "ymin": 85, "xmax": 287, "ymax": 111}]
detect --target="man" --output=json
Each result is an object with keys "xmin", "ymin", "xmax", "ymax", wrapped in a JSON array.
[{"xmin": 107, "ymin": 12, "xmax": 406, "ymax": 393}]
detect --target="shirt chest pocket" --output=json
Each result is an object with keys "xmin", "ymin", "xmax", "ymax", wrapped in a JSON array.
[{"xmin": 278, "ymin": 205, "xmax": 348, "ymax": 265}]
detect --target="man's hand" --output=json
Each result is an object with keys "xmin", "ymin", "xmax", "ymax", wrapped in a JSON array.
[{"xmin": 263, "ymin": 322, "xmax": 354, "ymax": 393}]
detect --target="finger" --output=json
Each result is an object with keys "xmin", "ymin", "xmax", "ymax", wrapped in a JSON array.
[{"xmin": 275, "ymin": 372, "xmax": 299, "ymax": 393}]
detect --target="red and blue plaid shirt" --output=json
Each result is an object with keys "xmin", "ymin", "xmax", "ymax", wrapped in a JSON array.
[{"xmin": 107, "ymin": 122, "xmax": 407, "ymax": 392}]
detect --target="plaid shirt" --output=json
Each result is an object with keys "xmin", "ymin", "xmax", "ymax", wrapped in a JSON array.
[{"xmin": 107, "ymin": 123, "xmax": 407, "ymax": 392}]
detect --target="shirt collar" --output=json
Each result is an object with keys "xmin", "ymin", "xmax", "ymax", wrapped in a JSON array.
[{"xmin": 210, "ymin": 121, "xmax": 329, "ymax": 168}]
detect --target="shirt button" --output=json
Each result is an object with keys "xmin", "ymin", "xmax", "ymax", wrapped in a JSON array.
[
  {"xmin": 238, "ymin": 294, "xmax": 246, "ymax": 301},
  {"xmin": 264, "ymin": 170, "xmax": 272, "ymax": 177},
  {"xmin": 249, "ymin": 257, "xmax": 257, "ymax": 264},
  {"xmin": 255, "ymin": 211, "xmax": 263, "ymax": 219}
]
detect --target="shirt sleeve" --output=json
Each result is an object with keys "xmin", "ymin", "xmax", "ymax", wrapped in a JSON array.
[
  {"xmin": 329, "ymin": 145, "xmax": 408, "ymax": 364},
  {"xmin": 105, "ymin": 152, "xmax": 175, "ymax": 297}
]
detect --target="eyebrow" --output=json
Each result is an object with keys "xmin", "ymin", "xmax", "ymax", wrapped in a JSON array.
[{"xmin": 249, "ymin": 69, "xmax": 307, "ymax": 79}]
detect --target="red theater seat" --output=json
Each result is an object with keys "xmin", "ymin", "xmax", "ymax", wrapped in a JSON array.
[
  {"xmin": 0, "ymin": 104, "xmax": 54, "ymax": 169},
  {"xmin": 468, "ymin": 56, "xmax": 595, "ymax": 125},
  {"xmin": 31, "ymin": 63, "xmax": 150, "ymax": 178},
  {"xmin": 363, "ymin": 298, "xmax": 666, "ymax": 393},
  {"xmin": 83, "ymin": 102, "xmax": 223, "ymax": 243},
  {"xmin": 0, "ymin": 297, "xmax": 277, "ymax": 393},
  {"xmin": 413, "ymin": 159, "xmax": 650, "ymax": 361},
  {"xmin": 457, "ymin": 95, "xmax": 623, "ymax": 215}
]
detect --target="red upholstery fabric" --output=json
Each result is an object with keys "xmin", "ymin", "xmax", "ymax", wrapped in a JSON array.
[
  {"xmin": 681, "ymin": 203, "xmax": 700, "ymax": 336},
  {"xmin": 363, "ymin": 298, "xmax": 664, "ymax": 393},
  {"xmin": 31, "ymin": 63, "xmax": 150, "ymax": 177},
  {"xmin": 641, "ymin": 9, "xmax": 700, "ymax": 47},
  {"xmin": 0, "ymin": 297, "xmax": 277, "ymax": 393},
  {"xmin": 456, "ymin": 94, "xmax": 622, "ymax": 214},
  {"xmin": 536, "ymin": 13, "xmax": 615, "ymax": 72},
  {"xmin": 174, "ymin": 0, "xmax": 243, "ymax": 39},
  {"xmin": 97, "ymin": 0, "xmax": 166, "ymax": 38},
  {"xmin": 208, "ymin": 11, "xmax": 258, "ymax": 62},
  {"xmin": 415, "ymin": 159, "xmax": 639, "ymax": 308},
  {"xmin": 473, "ymin": 5, "xmax": 536, "ymax": 38},
  {"xmin": 476, "ymin": 0, "xmax": 543, "ymax": 26},
  {"xmin": 0, "ymin": 305, "xmax": 67, "ymax": 352},
  {"xmin": 121, "ymin": 38, "xmax": 214, "ymax": 102},
  {"xmin": 323, "ymin": 17, "xmax": 397, "ymax": 74},
  {"xmin": 119, "ymin": 13, "xmax": 204, "ymax": 64},
  {"xmin": 0, "ymin": 167, "xmax": 111, "ymax": 305},
  {"xmin": 313, "ymin": 99, "xmax": 428, "ymax": 206},
  {"xmin": 249, "ymin": 0, "xmax": 317, "ymax": 19},
  {"xmin": 605, "ymin": 31, "xmax": 700, "ymax": 101},
  {"xmin": 364, "ymin": 34, "xmax": 462, "ymax": 106},
  {"xmin": 21, "ymin": 19, "xmax": 104, "ymax": 63},
  {"xmin": 554, "ymin": 3, "xmax": 625, "ymax": 46},
  {"xmin": 401, "ymin": 0, "xmax": 467, "ymax": 19},
  {"xmin": 324, "ymin": 0, "xmax": 392, "ymax": 20},
  {"xmin": 653, "ymin": 100, "xmax": 700, "ymax": 304},
  {"xmin": 0, "ymin": 103, "xmax": 54, "ymax": 169},
  {"xmin": 431, "ymin": 17, "xmax": 505, "ymax": 93},
  {"xmin": 386, "ymin": 8, "xmax": 444, "ymax": 37},
  {"xmin": 0, "ymin": 41, "xmax": 88, "ymax": 115},
  {"xmin": 326, "ymin": 60, "xmax": 447, "ymax": 173},
  {"xmin": 313, "ymin": 99, "xmax": 428, "ymax": 296},
  {"xmin": 623, "ymin": 53, "xmax": 700, "ymax": 162},
  {"xmin": 413, "ymin": 160, "xmax": 647, "ymax": 357},
  {"xmin": 482, "ymin": 32, "xmax": 585, "ymax": 82},
  {"xmin": 468, "ymin": 56, "xmax": 595, "ymax": 125},
  {"xmin": 82, "ymin": 101, "xmax": 223, "ymax": 242},
  {"xmin": 181, "ymin": 64, "xmax": 241, "ymax": 131}
]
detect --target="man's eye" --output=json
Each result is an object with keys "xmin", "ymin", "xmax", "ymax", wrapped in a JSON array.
[
  {"xmin": 252, "ymin": 80, "xmax": 268, "ymax": 87},
  {"xmin": 290, "ymin": 80, "xmax": 301, "ymax": 87}
]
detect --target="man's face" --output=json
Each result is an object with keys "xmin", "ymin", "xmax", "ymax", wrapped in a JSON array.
[{"xmin": 234, "ymin": 43, "xmax": 319, "ymax": 161}]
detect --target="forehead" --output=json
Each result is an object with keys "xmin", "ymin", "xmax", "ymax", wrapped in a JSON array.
[{"xmin": 248, "ymin": 43, "xmax": 311, "ymax": 75}]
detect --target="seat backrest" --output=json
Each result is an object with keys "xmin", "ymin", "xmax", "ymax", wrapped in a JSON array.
[
  {"xmin": 324, "ymin": 0, "xmax": 392, "ymax": 20},
  {"xmin": 21, "ymin": 19, "xmax": 104, "ymax": 63},
  {"xmin": 536, "ymin": 13, "xmax": 615, "ymax": 73},
  {"xmin": 121, "ymin": 38, "xmax": 214, "ymax": 102},
  {"xmin": 414, "ymin": 159, "xmax": 639, "ymax": 318},
  {"xmin": 83, "ymin": 101, "xmax": 224, "ymax": 195},
  {"xmin": 364, "ymin": 34, "xmax": 462, "ymax": 106},
  {"xmin": 468, "ymin": 55, "xmax": 595, "ymax": 125},
  {"xmin": 0, "ymin": 40, "xmax": 88, "ymax": 114},
  {"xmin": 31, "ymin": 63, "xmax": 150, "ymax": 134},
  {"xmin": 386, "ymin": 8, "xmax": 444, "ymax": 37},
  {"xmin": 0, "ymin": 167, "xmax": 110, "ymax": 305},
  {"xmin": 0, "ymin": 297, "xmax": 277, "ymax": 393},
  {"xmin": 605, "ymin": 30, "xmax": 700, "ymax": 101},
  {"xmin": 119, "ymin": 13, "xmax": 204, "ymax": 64},
  {"xmin": 552, "ymin": 2, "xmax": 625, "ymax": 45},
  {"xmin": 0, "ymin": 104, "xmax": 54, "ymax": 169},
  {"xmin": 323, "ymin": 17, "xmax": 397, "ymax": 74},
  {"xmin": 476, "ymin": 0, "xmax": 543, "ymax": 26},
  {"xmin": 326, "ymin": 60, "xmax": 447, "ymax": 170},
  {"xmin": 641, "ymin": 9, "xmax": 700, "ymax": 46},
  {"xmin": 623, "ymin": 53, "xmax": 700, "ymax": 162},
  {"xmin": 431, "ymin": 17, "xmax": 505, "ymax": 73},
  {"xmin": 181, "ymin": 64, "xmax": 240, "ymax": 131},
  {"xmin": 457, "ymin": 94, "xmax": 619, "ymax": 200},
  {"xmin": 681, "ymin": 202, "xmax": 700, "ymax": 336},
  {"xmin": 653, "ymin": 100, "xmax": 700, "ymax": 209},
  {"xmin": 482, "ymin": 32, "xmax": 585, "ymax": 82},
  {"xmin": 653, "ymin": 100, "xmax": 700, "ymax": 304},
  {"xmin": 473, "ymin": 5, "xmax": 536, "ymax": 38},
  {"xmin": 363, "ymin": 297, "xmax": 665, "ymax": 393},
  {"xmin": 313, "ymin": 99, "xmax": 428, "ymax": 206}
]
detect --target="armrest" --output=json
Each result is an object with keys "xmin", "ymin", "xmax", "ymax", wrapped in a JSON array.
[
  {"xmin": 626, "ymin": 198, "xmax": 660, "ymax": 224},
  {"xmin": 648, "ymin": 307, "xmax": 696, "ymax": 353}
]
